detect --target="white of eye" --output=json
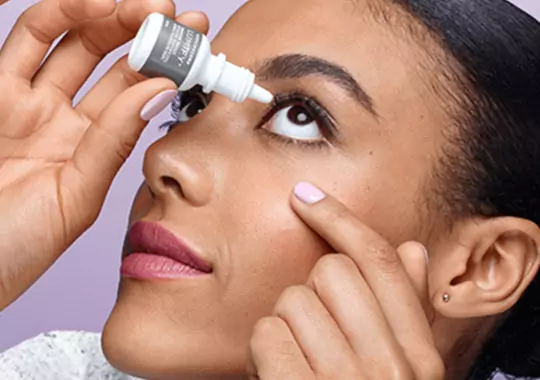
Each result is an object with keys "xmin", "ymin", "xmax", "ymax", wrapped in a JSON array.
[
  {"xmin": 177, "ymin": 94, "xmax": 207, "ymax": 123},
  {"xmin": 266, "ymin": 105, "xmax": 322, "ymax": 140}
]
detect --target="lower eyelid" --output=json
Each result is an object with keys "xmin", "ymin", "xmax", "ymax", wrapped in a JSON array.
[{"xmin": 257, "ymin": 128, "xmax": 330, "ymax": 151}]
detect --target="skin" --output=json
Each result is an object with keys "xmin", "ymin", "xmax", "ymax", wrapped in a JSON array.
[
  {"xmin": 1, "ymin": 0, "xmax": 540, "ymax": 379},
  {"xmin": 105, "ymin": 1, "xmax": 447, "ymax": 378},
  {"xmin": 103, "ymin": 0, "xmax": 540, "ymax": 379}
]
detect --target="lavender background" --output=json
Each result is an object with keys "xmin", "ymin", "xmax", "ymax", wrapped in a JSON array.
[
  {"xmin": 0, "ymin": 0, "xmax": 539, "ymax": 353},
  {"xmin": 0, "ymin": 0, "xmax": 246, "ymax": 351}
]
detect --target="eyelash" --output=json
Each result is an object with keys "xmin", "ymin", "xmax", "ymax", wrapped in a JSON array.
[
  {"xmin": 258, "ymin": 92, "xmax": 337, "ymax": 149},
  {"xmin": 158, "ymin": 93, "xmax": 184, "ymax": 132},
  {"xmin": 158, "ymin": 89, "xmax": 338, "ymax": 149}
]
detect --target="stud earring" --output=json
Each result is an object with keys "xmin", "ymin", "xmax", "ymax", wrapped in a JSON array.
[{"xmin": 442, "ymin": 293, "xmax": 451, "ymax": 303}]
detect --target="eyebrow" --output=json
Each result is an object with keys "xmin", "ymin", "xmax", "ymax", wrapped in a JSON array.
[{"xmin": 255, "ymin": 54, "xmax": 377, "ymax": 116}]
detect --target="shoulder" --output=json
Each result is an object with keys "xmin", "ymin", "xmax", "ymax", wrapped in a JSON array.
[{"xmin": 0, "ymin": 331, "xmax": 141, "ymax": 380}]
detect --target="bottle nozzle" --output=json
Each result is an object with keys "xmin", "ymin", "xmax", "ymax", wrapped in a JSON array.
[
  {"xmin": 129, "ymin": 13, "xmax": 273, "ymax": 105},
  {"xmin": 249, "ymin": 84, "xmax": 274, "ymax": 104}
]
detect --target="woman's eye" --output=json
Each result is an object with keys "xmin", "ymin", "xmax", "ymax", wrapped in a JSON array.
[
  {"xmin": 263, "ymin": 105, "xmax": 323, "ymax": 140},
  {"xmin": 177, "ymin": 93, "xmax": 208, "ymax": 123}
]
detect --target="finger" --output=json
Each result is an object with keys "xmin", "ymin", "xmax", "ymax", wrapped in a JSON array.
[
  {"xmin": 396, "ymin": 241, "xmax": 429, "ymax": 304},
  {"xmin": 62, "ymin": 77, "xmax": 176, "ymax": 229},
  {"xmin": 0, "ymin": 0, "xmax": 116, "ymax": 79},
  {"xmin": 292, "ymin": 183, "xmax": 444, "ymax": 378},
  {"xmin": 395, "ymin": 242, "xmax": 443, "ymax": 378},
  {"xmin": 305, "ymin": 255, "xmax": 411, "ymax": 379},
  {"xmin": 249, "ymin": 317, "xmax": 314, "ymax": 380},
  {"xmin": 272, "ymin": 285, "xmax": 360, "ymax": 378},
  {"xmin": 290, "ymin": 182, "xmax": 434, "ymax": 345},
  {"xmin": 75, "ymin": 11, "xmax": 209, "ymax": 122},
  {"xmin": 32, "ymin": 0, "xmax": 176, "ymax": 98},
  {"xmin": 172, "ymin": 10, "xmax": 210, "ymax": 34}
]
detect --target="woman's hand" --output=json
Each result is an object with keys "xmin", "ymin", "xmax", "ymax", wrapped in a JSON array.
[
  {"xmin": 0, "ymin": 0, "xmax": 209, "ymax": 310},
  {"xmin": 248, "ymin": 182, "xmax": 445, "ymax": 380}
]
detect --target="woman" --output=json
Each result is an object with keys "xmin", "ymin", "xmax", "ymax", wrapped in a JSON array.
[{"xmin": 1, "ymin": 0, "xmax": 539, "ymax": 379}]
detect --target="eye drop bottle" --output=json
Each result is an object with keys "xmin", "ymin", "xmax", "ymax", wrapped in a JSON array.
[{"xmin": 128, "ymin": 13, "xmax": 273, "ymax": 104}]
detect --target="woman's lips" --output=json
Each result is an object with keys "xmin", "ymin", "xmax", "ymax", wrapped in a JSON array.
[
  {"xmin": 121, "ymin": 221, "xmax": 212, "ymax": 280},
  {"xmin": 121, "ymin": 254, "xmax": 207, "ymax": 279}
]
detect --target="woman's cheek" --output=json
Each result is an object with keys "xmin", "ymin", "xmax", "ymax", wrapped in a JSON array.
[
  {"xmin": 244, "ymin": 198, "xmax": 329, "ymax": 283},
  {"xmin": 129, "ymin": 184, "xmax": 153, "ymax": 223}
]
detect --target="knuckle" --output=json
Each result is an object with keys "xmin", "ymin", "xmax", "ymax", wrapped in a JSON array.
[
  {"xmin": 117, "ymin": 0, "xmax": 175, "ymax": 32},
  {"xmin": 57, "ymin": 0, "xmax": 82, "ymax": 24},
  {"xmin": 331, "ymin": 203, "xmax": 356, "ymax": 224},
  {"xmin": 311, "ymin": 254, "xmax": 354, "ymax": 285},
  {"xmin": 250, "ymin": 317, "xmax": 299, "ymax": 362},
  {"xmin": 416, "ymin": 353, "xmax": 445, "ymax": 380},
  {"xmin": 141, "ymin": 0, "xmax": 176, "ymax": 20},
  {"xmin": 322, "ymin": 202, "xmax": 360, "ymax": 233},
  {"xmin": 18, "ymin": 7, "xmax": 32, "ymax": 24},
  {"xmin": 93, "ymin": 124, "xmax": 133, "ymax": 162},
  {"xmin": 326, "ymin": 204, "xmax": 359, "ymax": 231},
  {"xmin": 273, "ymin": 336, "xmax": 299, "ymax": 360},
  {"xmin": 275, "ymin": 285, "xmax": 311, "ymax": 313},
  {"xmin": 79, "ymin": 30, "xmax": 108, "ymax": 58},
  {"xmin": 322, "ymin": 353, "xmax": 362, "ymax": 379},
  {"xmin": 385, "ymin": 361, "xmax": 415, "ymax": 380},
  {"xmin": 367, "ymin": 241, "xmax": 401, "ymax": 272},
  {"xmin": 116, "ymin": 58, "xmax": 146, "ymax": 87},
  {"xmin": 250, "ymin": 316, "xmax": 284, "ymax": 349},
  {"xmin": 19, "ymin": 16, "xmax": 49, "ymax": 45},
  {"xmin": 252, "ymin": 316, "xmax": 279, "ymax": 338}
]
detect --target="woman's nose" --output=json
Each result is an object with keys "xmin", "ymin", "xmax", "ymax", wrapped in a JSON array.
[{"xmin": 142, "ymin": 141, "xmax": 213, "ymax": 207}]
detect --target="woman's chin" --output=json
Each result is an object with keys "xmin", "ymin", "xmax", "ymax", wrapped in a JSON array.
[{"xmin": 101, "ymin": 287, "xmax": 247, "ymax": 380}]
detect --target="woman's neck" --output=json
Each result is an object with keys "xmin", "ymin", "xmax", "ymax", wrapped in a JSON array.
[{"xmin": 433, "ymin": 315, "xmax": 498, "ymax": 380}]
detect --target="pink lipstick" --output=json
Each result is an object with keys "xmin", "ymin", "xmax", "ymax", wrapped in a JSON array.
[{"xmin": 121, "ymin": 221, "xmax": 212, "ymax": 280}]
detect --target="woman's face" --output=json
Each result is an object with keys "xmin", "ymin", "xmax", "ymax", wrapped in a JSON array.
[{"xmin": 103, "ymin": 0, "xmax": 449, "ymax": 378}]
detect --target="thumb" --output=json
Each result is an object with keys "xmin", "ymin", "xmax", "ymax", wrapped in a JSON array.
[
  {"xmin": 67, "ymin": 77, "xmax": 177, "ymax": 219},
  {"xmin": 176, "ymin": 11, "xmax": 211, "ymax": 35}
]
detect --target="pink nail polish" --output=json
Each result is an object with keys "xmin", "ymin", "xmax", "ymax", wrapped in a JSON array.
[
  {"xmin": 294, "ymin": 182, "xmax": 326, "ymax": 204},
  {"xmin": 140, "ymin": 90, "xmax": 178, "ymax": 121}
]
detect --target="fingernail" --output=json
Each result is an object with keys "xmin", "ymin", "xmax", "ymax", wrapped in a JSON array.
[
  {"xmin": 294, "ymin": 182, "xmax": 326, "ymax": 204},
  {"xmin": 140, "ymin": 90, "xmax": 178, "ymax": 121}
]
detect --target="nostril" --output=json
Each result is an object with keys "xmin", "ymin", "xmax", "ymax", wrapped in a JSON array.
[{"xmin": 161, "ymin": 176, "xmax": 185, "ymax": 198}]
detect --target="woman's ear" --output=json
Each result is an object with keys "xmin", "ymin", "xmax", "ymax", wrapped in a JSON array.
[{"xmin": 428, "ymin": 217, "xmax": 540, "ymax": 318}]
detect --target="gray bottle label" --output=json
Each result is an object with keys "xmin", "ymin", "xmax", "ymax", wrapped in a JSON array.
[{"xmin": 140, "ymin": 17, "xmax": 202, "ymax": 86}]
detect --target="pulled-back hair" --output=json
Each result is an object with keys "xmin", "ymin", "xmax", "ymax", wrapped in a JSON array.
[{"xmin": 376, "ymin": 0, "xmax": 540, "ymax": 378}]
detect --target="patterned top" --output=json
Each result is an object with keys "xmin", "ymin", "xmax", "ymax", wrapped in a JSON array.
[
  {"xmin": 0, "ymin": 330, "xmax": 525, "ymax": 380},
  {"xmin": 0, "ymin": 331, "xmax": 140, "ymax": 380}
]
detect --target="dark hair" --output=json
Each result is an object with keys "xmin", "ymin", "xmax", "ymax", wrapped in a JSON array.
[{"xmin": 375, "ymin": 0, "xmax": 540, "ymax": 378}]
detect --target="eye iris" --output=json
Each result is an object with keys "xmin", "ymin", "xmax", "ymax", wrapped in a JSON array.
[
  {"xmin": 287, "ymin": 106, "xmax": 313, "ymax": 126},
  {"xmin": 185, "ymin": 95, "xmax": 206, "ymax": 118}
]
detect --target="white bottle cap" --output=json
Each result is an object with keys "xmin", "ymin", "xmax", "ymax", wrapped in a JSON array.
[
  {"xmin": 128, "ymin": 13, "xmax": 273, "ymax": 104},
  {"xmin": 128, "ymin": 13, "xmax": 165, "ymax": 72}
]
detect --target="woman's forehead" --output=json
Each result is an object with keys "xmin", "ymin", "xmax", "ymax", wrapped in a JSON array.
[
  {"xmin": 223, "ymin": 0, "xmax": 373, "ymax": 35},
  {"xmin": 213, "ymin": 0, "xmax": 433, "ymax": 110},
  {"xmin": 213, "ymin": 0, "xmax": 391, "ymax": 67},
  {"xmin": 212, "ymin": 0, "xmax": 449, "ymax": 146}
]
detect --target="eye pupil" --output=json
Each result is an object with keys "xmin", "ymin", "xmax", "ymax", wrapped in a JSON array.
[
  {"xmin": 185, "ymin": 95, "xmax": 207, "ymax": 118},
  {"xmin": 287, "ymin": 106, "xmax": 313, "ymax": 126}
]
